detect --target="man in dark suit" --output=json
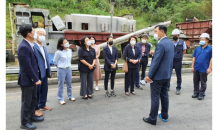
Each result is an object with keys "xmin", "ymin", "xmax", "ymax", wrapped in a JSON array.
[
  {"xmin": 18, "ymin": 24, "xmax": 44, "ymax": 130},
  {"xmin": 143, "ymin": 25, "xmax": 174, "ymax": 125},
  {"xmin": 34, "ymin": 28, "xmax": 52, "ymax": 117}
]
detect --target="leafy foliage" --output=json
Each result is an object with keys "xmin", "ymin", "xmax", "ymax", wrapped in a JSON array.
[{"xmin": 6, "ymin": 0, "xmax": 212, "ymax": 48}]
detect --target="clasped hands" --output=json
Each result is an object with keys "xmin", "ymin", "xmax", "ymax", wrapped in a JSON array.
[
  {"xmin": 88, "ymin": 64, "xmax": 95, "ymax": 69},
  {"xmin": 111, "ymin": 63, "xmax": 116, "ymax": 69},
  {"xmin": 130, "ymin": 59, "xmax": 138, "ymax": 64}
]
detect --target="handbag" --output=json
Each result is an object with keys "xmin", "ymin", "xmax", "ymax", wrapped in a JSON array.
[{"xmin": 122, "ymin": 57, "xmax": 128, "ymax": 73}]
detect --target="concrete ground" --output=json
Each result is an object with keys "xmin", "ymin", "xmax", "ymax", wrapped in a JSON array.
[{"xmin": 6, "ymin": 73, "xmax": 212, "ymax": 130}]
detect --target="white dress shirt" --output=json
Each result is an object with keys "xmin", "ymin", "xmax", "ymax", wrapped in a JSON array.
[
  {"xmin": 24, "ymin": 39, "xmax": 34, "ymax": 51},
  {"xmin": 132, "ymin": 48, "xmax": 135, "ymax": 55},
  {"xmin": 158, "ymin": 36, "xmax": 167, "ymax": 43},
  {"xmin": 36, "ymin": 42, "xmax": 47, "ymax": 69},
  {"xmin": 108, "ymin": 45, "xmax": 112, "ymax": 55}
]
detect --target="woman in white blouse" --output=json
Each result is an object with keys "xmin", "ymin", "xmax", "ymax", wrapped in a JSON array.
[{"xmin": 53, "ymin": 37, "xmax": 75, "ymax": 105}]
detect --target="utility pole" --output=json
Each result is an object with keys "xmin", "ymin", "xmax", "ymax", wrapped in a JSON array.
[{"xmin": 110, "ymin": 0, "xmax": 115, "ymax": 37}]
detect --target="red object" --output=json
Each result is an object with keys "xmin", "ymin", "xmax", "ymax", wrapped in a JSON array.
[
  {"xmin": 175, "ymin": 19, "xmax": 212, "ymax": 49},
  {"xmin": 64, "ymin": 31, "xmax": 128, "ymax": 45}
]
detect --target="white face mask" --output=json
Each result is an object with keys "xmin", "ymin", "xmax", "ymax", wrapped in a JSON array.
[
  {"xmin": 38, "ymin": 36, "xmax": 45, "ymax": 43},
  {"xmin": 154, "ymin": 33, "xmax": 160, "ymax": 41},
  {"xmin": 142, "ymin": 39, "xmax": 147, "ymax": 43},
  {"xmin": 86, "ymin": 41, "xmax": 91, "ymax": 46},
  {"xmin": 130, "ymin": 40, "xmax": 136, "ymax": 45},
  {"xmin": 91, "ymin": 40, "xmax": 95, "ymax": 44},
  {"xmin": 34, "ymin": 33, "xmax": 37, "ymax": 40},
  {"xmin": 64, "ymin": 42, "xmax": 69, "ymax": 48}
]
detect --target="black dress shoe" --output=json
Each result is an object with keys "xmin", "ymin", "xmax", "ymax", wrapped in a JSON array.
[
  {"xmin": 136, "ymin": 85, "xmax": 143, "ymax": 90},
  {"xmin": 83, "ymin": 96, "xmax": 88, "ymax": 100},
  {"xmin": 20, "ymin": 122, "xmax": 36, "ymax": 129},
  {"xmin": 143, "ymin": 117, "xmax": 156, "ymax": 125},
  {"xmin": 192, "ymin": 93, "xmax": 199, "ymax": 98},
  {"xmin": 198, "ymin": 95, "xmax": 204, "ymax": 100},
  {"xmin": 30, "ymin": 116, "xmax": 44, "ymax": 122},
  {"xmin": 88, "ymin": 95, "xmax": 93, "ymax": 99}
]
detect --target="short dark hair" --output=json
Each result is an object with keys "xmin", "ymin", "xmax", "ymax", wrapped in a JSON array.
[
  {"xmin": 19, "ymin": 24, "xmax": 33, "ymax": 38},
  {"xmin": 128, "ymin": 36, "xmax": 137, "ymax": 43},
  {"xmin": 106, "ymin": 36, "xmax": 113, "ymax": 44},
  {"xmin": 106, "ymin": 36, "xmax": 113, "ymax": 41},
  {"xmin": 141, "ymin": 34, "xmax": 148, "ymax": 39},
  {"xmin": 57, "ymin": 37, "xmax": 66, "ymax": 51},
  {"xmin": 89, "ymin": 35, "xmax": 96, "ymax": 44},
  {"xmin": 155, "ymin": 25, "xmax": 167, "ymax": 34},
  {"xmin": 81, "ymin": 36, "xmax": 91, "ymax": 51}
]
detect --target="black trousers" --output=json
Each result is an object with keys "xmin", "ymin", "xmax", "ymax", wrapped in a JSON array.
[
  {"xmin": 104, "ymin": 70, "xmax": 116, "ymax": 90},
  {"xmin": 148, "ymin": 79, "xmax": 170, "ymax": 124},
  {"xmin": 193, "ymin": 70, "xmax": 207, "ymax": 96},
  {"xmin": 21, "ymin": 85, "xmax": 37, "ymax": 124},
  {"xmin": 125, "ymin": 68, "xmax": 136, "ymax": 92},
  {"xmin": 140, "ymin": 57, "xmax": 148, "ymax": 80},
  {"xmin": 168, "ymin": 60, "xmax": 182, "ymax": 90}
]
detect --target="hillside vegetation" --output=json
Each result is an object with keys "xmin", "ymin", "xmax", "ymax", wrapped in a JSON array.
[{"xmin": 6, "ymin": 0, "xmax": 212, "ymax": 49}]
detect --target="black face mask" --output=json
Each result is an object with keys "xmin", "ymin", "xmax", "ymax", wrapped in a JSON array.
[
  {"xmin": 173, "ymin": 36, "xmax": 178, "ymax": 41},
  {"xmin": 109, "ymin": 41, "xmax": 113, "ymax": 45}
]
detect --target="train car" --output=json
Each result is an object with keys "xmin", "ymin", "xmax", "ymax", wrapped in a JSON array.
[{"xmin": 175, "ymin": 18, "xmax": 212, "ymax": 50}]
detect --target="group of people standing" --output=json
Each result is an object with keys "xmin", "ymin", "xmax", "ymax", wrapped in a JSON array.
[{"xmin": 17, "ymin": 23, "xmax": 212, "ymax": 129}]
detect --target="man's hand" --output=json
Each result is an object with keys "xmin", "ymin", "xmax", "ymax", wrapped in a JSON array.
[
  {"xmin": 207, "ymin": 68, "xmax": 211, "ymax": 75},
  {"xmin": 145, "ymin": 76, "xmax": 152, "ymax": 83},
  {"xmin": 150, "ymin": 50, "xmax": 154, "ymax": 55},
  {"xmin": 35, "ymin": 80, "xmax": 41, "ymax": 86},
  {"xmin": 89, "ymin": 64, "xmax": 93, "ymax": 69},
  {"xmin": 191, "ymin": 67, "xmax": 194, "ymax": 73}
]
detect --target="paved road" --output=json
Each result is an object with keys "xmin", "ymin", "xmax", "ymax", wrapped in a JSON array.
[{"xmin": 6, "ymin": 73, "xmax": 212, "ymax": 130}]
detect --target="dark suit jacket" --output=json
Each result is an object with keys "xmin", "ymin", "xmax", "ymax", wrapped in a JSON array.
[
  {"xmin": 18, "ymin": 39, "xmax": 40, "ymax": 87},
  {"xmin": 123, "ymin": 44, "xmax": 141, "ymax": 69},
  {"xmin": 148, "ymin": 37, "xmax": 174, "ymax": 80},
  {"xmin": 34, "ymin": 42, "xmax": 51, "ymax": 79},
  {"xmin": 103, "ymin": 45, "xmax": 118, "ymax": 71}
]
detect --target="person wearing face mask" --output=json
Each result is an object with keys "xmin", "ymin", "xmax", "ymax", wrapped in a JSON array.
[
  {"xmin": 78, "ymin": 37, "xmax": 96, "ymax": 99},
  {"xmin": 191, "ymin": 33, "xmax": 212, "ymax": 100},
  {"xmin": 168, "ymin": 29, "xmax": 187, "ymax": 95},
  {"xmin": 18, "ymin": 24, "xmax": 43, "ymax": 130},
  {"xmin": 143, "ymin": 25, "xmax": 174, "ymax": 125},
  {"xmin": 123, "ymin": 36, "xmax": 141, "ymax": 96},
  {"xmin": 136, "ymin": 34, "xmax": 155, "ymax": 87},
  {"xmin": 103, "ymin": 36, "xmax": 118, "ymax": 97},
  {"xmin": 90, "ymin": 35, "xmax": 102, "ymax": 91},
  {"xmin": 53, "ymin": 37, "xmax": 76, "ymax": 105},
  {"xmin": 33, "ymin": 28, "xmax": 52, "ymax": 116}
]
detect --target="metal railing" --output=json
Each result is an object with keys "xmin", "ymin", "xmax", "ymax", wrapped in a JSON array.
[{"xmin": 6, "ymin": 61, "xmax": 192, "ymax": 74}]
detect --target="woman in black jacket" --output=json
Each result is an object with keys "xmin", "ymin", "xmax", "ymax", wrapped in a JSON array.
[
  {"xmin": 78, "ymin": 36, "xmax": 96, "ymax": 99},
  {"xmin": 103, "ymin": 36, "xmax": 118, "ymax": 97},
  {"xmin": 123, "ymin": 36, "xmax": 141, "ymax": 96}
]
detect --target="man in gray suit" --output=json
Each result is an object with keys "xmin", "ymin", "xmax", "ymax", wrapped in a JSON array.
[{"xmin": 143, "ymin": 25, "xmax": 174, "ymax": 125}]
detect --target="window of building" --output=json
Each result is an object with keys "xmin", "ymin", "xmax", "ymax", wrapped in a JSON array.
[{"xmin": 81, "ymin": 23, "xmax": 88, "ymax": 30}]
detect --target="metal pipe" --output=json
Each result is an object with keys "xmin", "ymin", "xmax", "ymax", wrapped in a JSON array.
[{"xmin": 98, "ymin": 20, "xmax": 172, "ymax": 48}]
